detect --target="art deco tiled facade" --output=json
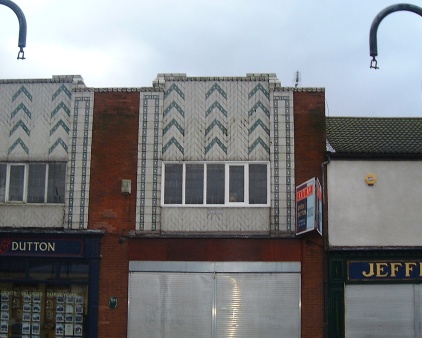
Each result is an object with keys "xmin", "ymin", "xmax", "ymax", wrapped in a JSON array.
[
  {"xmin": 0, "ymin": 75, "xmax": 93, "ymax": 229},
  {"xmin": 132, "ymin": 74, "xmax": 296, "ymax": 234}
]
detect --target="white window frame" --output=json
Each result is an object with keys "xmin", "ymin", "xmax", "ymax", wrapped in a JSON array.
[
  {"xmin": 162, "ymin": 161, "xmax": 270, "ymax": 207},
  {"xmin": 0, "ymin": 163, "xmax": 66, "ymax": 204}
]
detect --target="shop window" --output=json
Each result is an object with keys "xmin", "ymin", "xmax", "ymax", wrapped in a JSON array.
[
  {"xmin": 0, "ymin": 163, "xmax": 66, "ymax": 204},
  {"xmin": 162, "ymin": 162, "xmax": 270, "ymax": 206},
  {"xmin": 0, "ymin": 283, "xmax": 88, "ymax": 338}
]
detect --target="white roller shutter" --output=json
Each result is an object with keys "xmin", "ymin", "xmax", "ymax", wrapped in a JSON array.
[
  {"xmin": 128, "ymin": 272, "xmax": 214, "ymax": 338},
  {"xmin": 346, "ymin": 284, "xmax": 416, "ymax": 338},
  {"xmin": 215, "ymin": 273, "xmax": 300, "ymax": 338},
  {"xmin": 127, "ymin": 262, "xmax": 301, "ymax": 338}
]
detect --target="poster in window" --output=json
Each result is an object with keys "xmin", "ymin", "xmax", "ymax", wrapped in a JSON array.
[
  {"xmin": 56, "ymin": 313, "xmax": 64, "ymax": 322},
  {"xmin": 65, "ymin": 323, "xmax": 73, "ymax": 336},
  {"xmin": 23, "ymin": 303, "xmax": 31, "ymax": 312},
  {"xmin": 32, "ymin": 323, "xmax": 40, "ymax": 335},
  {"xmin": 33, "ymin": 293, "xmax": 41, "ymax": 302},
  {"xmin": 65, "ymin": 314, "xmax": 73, "ymax": 323},
  {"xmin": 75, "ymin": 314, "xmax": 83, "ymax": 323},
  {"xmin": 23, "ymin": 313, "xmax": 31, "ymax": 322},
  {"xmin": 74, "ymin": 324, "xmax": 83, "ymax": 336},
  {"xmin": 65, "ymin": 304, "xmax": 73, "ymax": 313},
  {"xmin": 56, "ymin": 304, "xmax": 64, "ymax": 313},
  {"xmin": 75, "ymin": 305, "xmax": 83, "ymax": 314},
  {"xmin": 22, "ymin": 322, "xmax": 30, "ymax": 334},
  {"xmin": 0, "ymin": 322, "xmax": 8, "ymax": 333},
  {"xmin": 32, "ymin": 303, "xmax": 40, "ymax": 313},
  {"xmin": 55, "ymin": 323, "xmax": 64, "ymax": 335}
]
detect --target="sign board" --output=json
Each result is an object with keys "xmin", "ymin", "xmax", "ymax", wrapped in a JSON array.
[
  {"xmin": 296, "ymin": 177, "xmax": 322, "ymax": 236},
  {"xmin": 0, "ymin": 237, "xmax": 84, "ymax": 257},
  {"xmin": 349, "ymin": 261, "xmax": 422, "ymax": 281}
]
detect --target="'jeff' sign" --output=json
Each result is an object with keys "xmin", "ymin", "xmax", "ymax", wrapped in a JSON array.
[{"xmin": 349, "ymin": 261, "xmax": 422, "ymax": 281}]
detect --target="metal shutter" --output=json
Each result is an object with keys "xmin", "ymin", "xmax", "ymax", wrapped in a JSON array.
[
  {"xmin": 128, "ymin": 272, "xmax": 214, "ymax": 338},
  {"xmin": 345, "ymin": 284, "xmax": 415, "ymax": 338},
  {"xmin": 215, "ymin": 273, "xmax": 300, "ymax": 338}
]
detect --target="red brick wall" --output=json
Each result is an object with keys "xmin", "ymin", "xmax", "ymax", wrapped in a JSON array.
[
  {"xmin": 89, "ymin": 91, "xmax": 140, "ymax": 338},
  {"xmin": 128, "ymin": 238, "xmax": 301, "ymax": 261},
  {"xmin": 294, "ymin": 90, "xmax": 326, "ymax": 338}
]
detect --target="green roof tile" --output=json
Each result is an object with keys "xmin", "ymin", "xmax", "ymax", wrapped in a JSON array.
[{"xmin": 326, "ymin": 117, "xmax": 422, "ymax": 156}]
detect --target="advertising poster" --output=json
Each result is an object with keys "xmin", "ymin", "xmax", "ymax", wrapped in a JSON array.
[{"xmin": 296, "ymin": 177, "xmax": 323, "ymax": 236}]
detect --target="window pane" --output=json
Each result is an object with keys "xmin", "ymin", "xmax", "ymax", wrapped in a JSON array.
[
  {"xmin": 28, "ymin": 164, "xmax": 46, "ymax": 203},
  {"xmin": 164, "ymin": 164, "xmax": 183, "ymax": 204},
  {"xmin": 185, "ymin": 164, "xmax": 204, "ymax": 204},
  {"xmin": 47, "ymin": 163, "xmax": 66, "ymax": 203},
  {"xmin": 60, "ymin": 262, "xmax": 89, "ymax": 281},
  {"xmin": 9, "ymin": 165, "xmax": 25, "ymax": 201},
  {"xmin": 0, "ymin": 163, "xmax": 6, "ymax": 202},
  {"xmin": 207, "ymin": 164, "xmax": 225, "ymax": 204},
  {"xmin": 249, "ymin": 164, "xmax": 267, "ymax": 204},
  {"xmin": 229, "ymin": 166, "xmax": 244, "ymax": 202}
]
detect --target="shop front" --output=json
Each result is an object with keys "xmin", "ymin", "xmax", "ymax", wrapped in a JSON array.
[
  {"xmin": 329, "ymin": 250, "xmax": 422, "ymax": 338},
  {"xmin": 127, "ymin": 237, "xmax": 302, "ymax": 338},
  {"xmin": 0, "ymin": 231, "xmax": 102, "ymax": 338}
]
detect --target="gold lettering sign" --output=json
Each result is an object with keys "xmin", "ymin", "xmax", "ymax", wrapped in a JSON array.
[{"xmin": 350, "ymin": 261, "xmax": 422, "ymax": 281}]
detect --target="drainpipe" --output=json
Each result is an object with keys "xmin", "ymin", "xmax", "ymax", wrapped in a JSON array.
[
  {"xmin": 321, "ymin": 155, "xmax": 330, "ymax": 338},
  {"xmin": 0, "ymin": 0, "xmax": 27, "ymax": 59},
  {"xmin": 369, "ymin": 3, "xmax": 422, "ymax": 69}
]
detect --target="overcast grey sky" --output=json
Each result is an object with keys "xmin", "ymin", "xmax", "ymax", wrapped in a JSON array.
[{"xmin": 1, "ymin": 0, "xmax": 421, "ymax": 117}]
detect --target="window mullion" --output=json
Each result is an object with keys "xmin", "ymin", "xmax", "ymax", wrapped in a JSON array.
[
  {"xmin": 203, "ymin": 164, "xmax": 207, "ymax": 206},
  {"xmin": 23, "ymin": 164, "xmax": 29, "ymax": 202},
  {"xmin": 225, "ymin": 164, "xmax": 229, "ymax": 205},
  {"xmin": 5, "ymin": 164, "xmax": 10, "ymax": 202},
  {"xmin": 182, "ymin": 163, "xmax": 186, "ymax": 205},
  {"xmin": 245, "ymin": 164, "xmax": 249, "ymax": 204},
  {"xmin": 45, "ymin": 164, "xmax": 49, "ymax": 203}
]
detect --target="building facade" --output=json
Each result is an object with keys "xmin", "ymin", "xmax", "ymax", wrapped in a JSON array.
[
  {"xmin": 0, "ymin": 76, "xmax": 102, "ymax": 338},
  {"xmin": 326, "ymin": 117, "xmax": 422, "ymax": 337},
  {"xmin": 87, "ymin": 73, "xmax": 326, "ymax": 338},
  {"xmin": 1, "ymin": 73, "xmax": 326, "ymax": 338}
]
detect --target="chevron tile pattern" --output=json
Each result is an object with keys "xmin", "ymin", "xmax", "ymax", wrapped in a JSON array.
[
  {"xmin": 0, "ymin": 82, "xmax": 73, "ymax": 160},
  {"xmin": 0, "ymin": 78, "xmax": 93, "ymax": 230},
  {"xmin": 139, "ymin": 75, "xmax": 295, "ymax": 234}
]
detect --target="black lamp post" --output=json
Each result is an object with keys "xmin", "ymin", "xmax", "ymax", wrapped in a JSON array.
[
  {"xmin": 369, "ymin": 3, "xmax": 422, "ymax": 69},
  {"xmin": 0, "ymin": 0, "xmax": 27, "ymax": 59}
]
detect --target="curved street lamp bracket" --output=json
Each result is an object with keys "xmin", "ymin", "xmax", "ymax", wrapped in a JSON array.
[
  {"xmin": 0, "ymin": 0, "xmax": 27, "ymax": 59},
  {"xmin": 369, "ymin": 3, "xmax": 422, "ymax": 69}
]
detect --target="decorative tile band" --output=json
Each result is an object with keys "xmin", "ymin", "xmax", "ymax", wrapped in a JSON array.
[
  {"xmin": 273, "ymin": 96, "xmax": 293, "ymax": 231},
  {"xmin": 52, "ymin": 84, "xmax": 72, "ymax": 100},
  {"xmin": 12, "ymin": 86, "xmax": 32, "ymax": 102},
  {"xmin": 205, "ymin": 83, "xmax": 227, "ymax": 100},
  {"xmin": 139, "ymin": 95, "xmax": 160, "ymax": 231},
  {"xmin": 248, "ymin": 83, "xmax": 269, "ymax": 99},
  {"xmin": 67, "ymin": 97, "xmax": 91, "ymax": 229},
  {"xmin": 164, "ymin": 83, "xmax": 185, "ymax": 100}
]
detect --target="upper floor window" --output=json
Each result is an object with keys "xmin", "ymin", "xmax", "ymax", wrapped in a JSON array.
[
  {"xmin": 0, "ymin": 163, "xmax": 66, "ymax": 204},
  {"xmin": 162, "ymin": 162, "xmax": 269, "ymax": 206}
]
